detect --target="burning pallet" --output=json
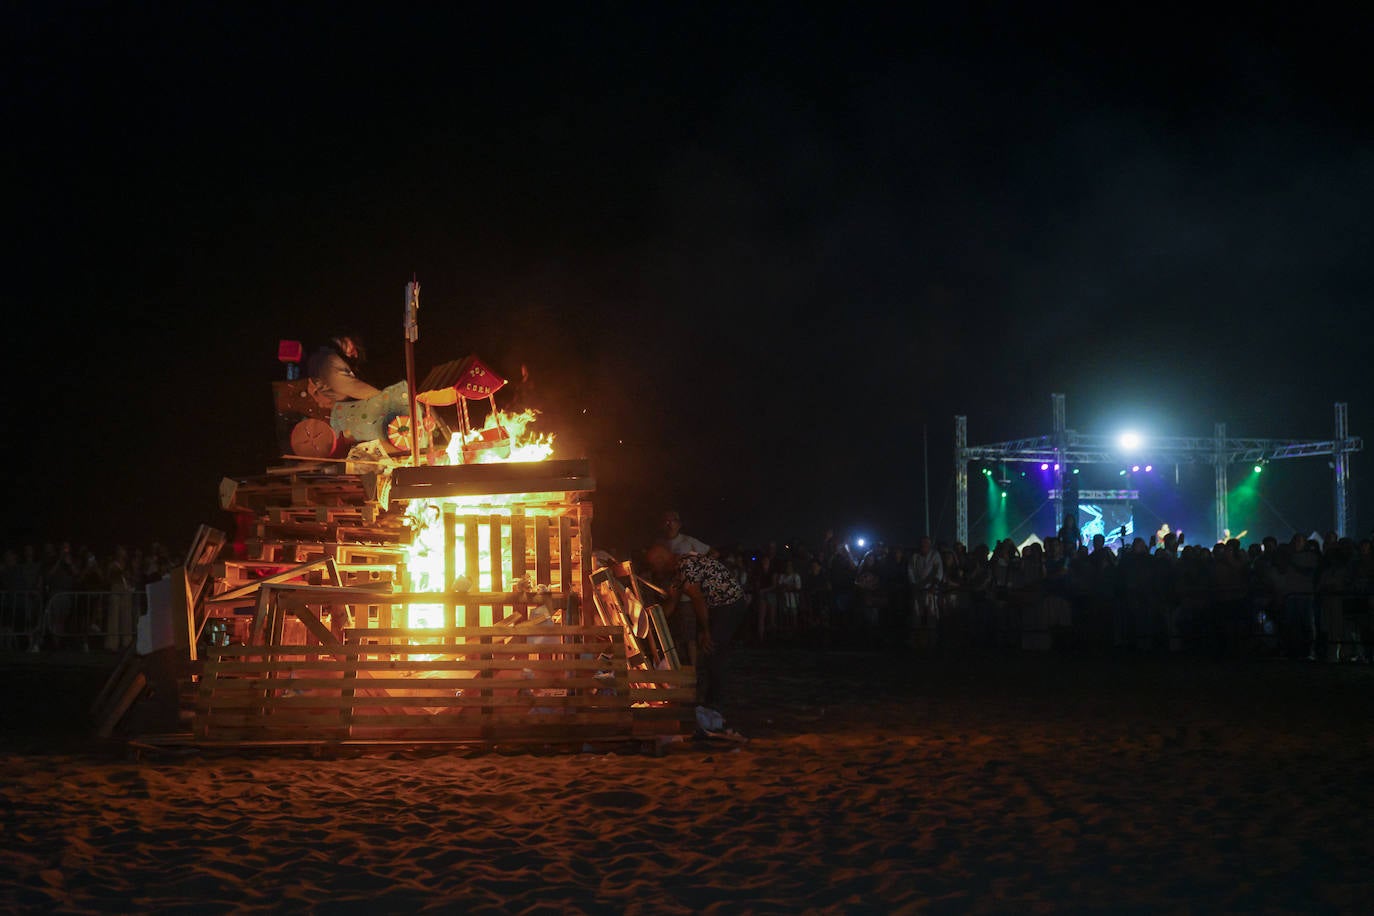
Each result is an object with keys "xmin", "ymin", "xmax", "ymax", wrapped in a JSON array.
[{"xmin": 111, "ymin": 458, "xmax": 697, "ymax": 750}]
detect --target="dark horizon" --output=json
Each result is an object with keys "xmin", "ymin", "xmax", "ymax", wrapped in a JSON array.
[{"xmin": 6, "ymin": 5, "xmax": 1372, "ymax": 557}]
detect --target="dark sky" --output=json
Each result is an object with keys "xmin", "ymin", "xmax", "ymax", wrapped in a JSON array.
[{"xmin": 6, "ymin": 4, "xmax": 1373, "ymax": 555}]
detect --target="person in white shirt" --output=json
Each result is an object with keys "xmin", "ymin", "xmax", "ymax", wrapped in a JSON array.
[
  {"xmin": 908, "ymin": 535, "xmax": 945, "ymax": 642},
  {"xmin": 658, "ymin": 509, "xmax": 714, "ymax": 559}
]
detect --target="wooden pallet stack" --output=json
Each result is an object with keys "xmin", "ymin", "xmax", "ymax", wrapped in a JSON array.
[
  {"xmin": 153, "ymin": 457, "xmax": 700, "ymax": 750},
  {"xmin": 193, "ymin": 624, "xmax": 696, "ymax": 747}
]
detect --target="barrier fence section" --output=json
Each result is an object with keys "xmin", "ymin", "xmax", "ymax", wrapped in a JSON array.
[
  {"xmin": 917, "ymin": 582, "xmax": 1373, "ymax": 659},
  {"xmin": 0, "ymin": 590, "xmax": 148, "ymax": 653}
]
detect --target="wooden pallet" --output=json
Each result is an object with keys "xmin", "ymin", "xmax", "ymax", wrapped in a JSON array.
[
  {"xmin": 250, "ymin": 519, "xmax": 411, "ymax": 545},
  {"xmin": 192, "ymin": 625, "xmax": 696, "ymax": 746},
  {"xmin": 213, "ymin": 559, "xmax": 399, "ymax": 590},
  {"xmin": 221, "ymin": 472, "xmax": 382, "ymax": 513},
  {"xmin": 267, "ymin": 504, "xmax": 380, "ymax": 526},
  {"xmin": 241, "ymin": 540, "xmax": 408, "ymax": 564}
]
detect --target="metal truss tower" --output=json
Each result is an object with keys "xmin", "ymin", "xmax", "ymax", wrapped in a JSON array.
[{"xmin": 954, "ymin": 396, "xmax": 1362, "ymax": 547}]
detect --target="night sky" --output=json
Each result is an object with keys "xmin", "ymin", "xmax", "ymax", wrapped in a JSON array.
[{"xmin": 6, "ymin": 4, "xmax": 1373, "ymax": 556}]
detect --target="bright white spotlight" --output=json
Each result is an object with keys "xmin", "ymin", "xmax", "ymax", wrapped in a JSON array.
[
  {"xmin": 1118, "ymin": 431, "xmax": 1142, "ymax": 451},
  {"xmin": 1145, "ymin": 465, "xmax": 1153, "ymax": 472},
  {"xmin": 1040, "ymin": 463, "xmax": 1049, "ymax": 471},
  {"xmin": 1131, "ymin": 465, "xmax": 1140, "ymax": 473},
  {"xmin": 856, "ymin": 537, "xmax": 866, "ymax": 548}
]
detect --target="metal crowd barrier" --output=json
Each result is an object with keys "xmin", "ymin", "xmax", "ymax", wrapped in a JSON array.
[
  {"xmin": 0, "ymin": 590, "xmax": 148, "ymax": 653},
  {"xmin": 905, "ymin": 582, "xmax": 1372, "ymax": 658}
]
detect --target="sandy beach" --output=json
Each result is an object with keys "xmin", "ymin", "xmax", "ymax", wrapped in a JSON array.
[{"xmin": 2, "ymin": 646, "xmax": 1372, "ymax": 913}]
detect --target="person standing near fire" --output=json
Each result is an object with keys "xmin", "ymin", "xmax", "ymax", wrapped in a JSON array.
[
  {"xmin": 645, "ymin": 544, "xmax": 747, "ymax": 718},
  {"xmin": 654, "ymin": 509, "xmax": 716, "ymax": 665}
]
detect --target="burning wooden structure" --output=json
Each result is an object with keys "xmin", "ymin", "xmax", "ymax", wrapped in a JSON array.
[
  {"xmin": 181, "ymin": 457, "xmax": 696, "ymax": 748},
  {"xmin": 98, "ymin": 280, "xmax": 696, "ymax": 750},
  {"xmin": 103, "ymin": 449, "xmax": 695, "ymax": 751}
]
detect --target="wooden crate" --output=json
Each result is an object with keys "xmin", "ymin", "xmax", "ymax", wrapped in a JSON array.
[{"xmin": 193, "ymin": 625, "xmax": 696, "ymax": 746}]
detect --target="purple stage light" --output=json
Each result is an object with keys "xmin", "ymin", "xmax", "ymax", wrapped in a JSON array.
[
  {"xmin": 1145, "ymin": 465, "xmax": 1153, "ymax": 472},
  {"xmin": 1040, "ymin": 463, "xmax": 1049, "ymax": 471},
  {"xmin": 1131, "ymin": 465, "xmax": 1140, "ymax": 473}
]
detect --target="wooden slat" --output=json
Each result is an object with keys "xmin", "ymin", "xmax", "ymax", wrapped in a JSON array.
[
  {"xmin": 352, "ymin": 624, "xmax": 622, "ymax": 639},
  {"xmin": 194, "ymin": 692, "xmax": 631, "ymax": 710},
  {"xmin": 387, "ymin": 459, "xmax": 593, "ymax": 499},
  {"xmin": 558, "ymin": 515, "xmax": 573, "ymax": 590},
  {"xmin": 488, "ymin": 513, "xmax": 503, "ymax": 595},
  {"xmin": 464, "ymin": 515, "xmax": 480, "ymax": 626},
  {"xmin": 204, "ymin": 664, "xmax": 624, "ymax": 684},
  {"xmin": 577, "ymin": 503, "xmax": 593, "ymax": 626},
  {"xmin": 535, "ymin": 516, "xmax": 551, "ymax": 587},
  {"xmin": 511, "ymin": 507, "xmax": 527, "ymax": 586},
  {"xmin": 198, "ymin": 676, "xmax": 503, "ymax": 690},
  {"xmin": 202, "ymin": 710, "xmax": 634, "ymax": 728},
  {"xmin": 191, "ymin": 609, "xmax": 696, "ymax": 747}
]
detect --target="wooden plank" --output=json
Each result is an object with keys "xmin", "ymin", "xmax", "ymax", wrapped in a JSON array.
[
  {"xmin": 207, "ymin": 558, "xmax": 333, "ymax": 605},
  {"xmin": 204, "ymin": 661, "xmax": 626, "ymax": 682},
  {"xmin": 203, "ymin": 710, "xmax": 633, "ymax": 728},
  {"xmin": 194, "ymin": 692, "xmax": 631, "ymax": 710},
  {"xmin": 577, "ymin": 503, "xmax": 593, "ymax": 626},
  {"xmin": 195, "ymin": 722, "xmax": 658, "ymax": 745},
  {"xmin": 95, "ymin": 669, "xmax": 147, "ymax": 739},
  {"xmin": 198, "ymin": 657, "xmax": 621, "ymax": 671},
  {"xmin": 90, "ymin": 643, "xmax": 140, "ymax": 715},
  {"xmin": 387, "ymin": 459, "xmax": 594, "ymax": 499},
  {"xmin": 647, "ymin": 603, "xmax": 680, "ymax": 669},
  {"xmin": 196, "ymin": 675, "xmax": 595, "ymax": 691},
  {"xmin": 488, "ymin": 514, "xmax": 503, "ymax": 594},
  {"xmin": 443, "ymin": 506, "xmax": 457, "ymax": 630},
  {"xmin": 279, "ymin": 597, "xmax": 343, "ymax": 649},
  {"xmin": 535, "ymin": 516, "xmax": 551, "ymax": 587},
  {"xmin": 511, "ymin": 507, "xmax": 527, "ymax": 584},
  {"xmin": 343, "ymin": 623, "xmax": 623, "ymax": 637},
  {"xmin": 464, "ymin": 515, "xmax": 480, "ymax": 625},
  {"xmin": 558, "ymin": 515, "xmax": 574, "ymax": 602}
]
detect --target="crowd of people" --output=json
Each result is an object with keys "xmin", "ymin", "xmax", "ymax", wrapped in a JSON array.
[
  {"xmin": 638, "ymin": 511, "xmax": 1374, "ymax": 667},
  {"xmin": 0, "ymin": 540, "xmax": 180, "ymax": 651},
  {"xmin": 8, "ymin": 513, "xmax": 1374, "ymax": 672}
]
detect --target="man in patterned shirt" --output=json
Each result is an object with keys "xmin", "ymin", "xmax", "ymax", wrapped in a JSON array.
[{"xmin": 646, "ymin": 544, "xmax": 747, "ymax": 715}]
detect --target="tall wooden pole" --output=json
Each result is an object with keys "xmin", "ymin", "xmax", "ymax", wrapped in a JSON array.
[{"xmin": 404, "ymin": 276, "xmax": 421, "ymax": 467}]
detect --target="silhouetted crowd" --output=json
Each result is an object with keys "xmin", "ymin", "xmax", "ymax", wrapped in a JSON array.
[
  {"xmin": 1, "ymin": 540, "xmax": 178, "ymax": 600},
  {"xmin": 1, "ymin": 540, "xmax": 179, "ymax": 651},
  {"xmin": 642, "ymin": 521, "xmax": 1373, "ymax": 664}
]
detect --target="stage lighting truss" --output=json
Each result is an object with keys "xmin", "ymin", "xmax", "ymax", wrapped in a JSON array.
[{"xmin": 953, "ymin": 397, "xmax": 1362, "ymax": 546}]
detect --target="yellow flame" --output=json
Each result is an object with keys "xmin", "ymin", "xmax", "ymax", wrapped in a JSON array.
[
  {"xmin": 403, "ymin": 407, "xmax": 555, "ymax": 630},
  {"xmin": 446, "ymin": 408, "xmax": 555, "ymax": 465}
]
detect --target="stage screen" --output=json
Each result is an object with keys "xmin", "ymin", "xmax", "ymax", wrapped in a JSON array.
[{"xmin": 1078, "ymin": 503, "xmax": 1134, "ymax": 548}]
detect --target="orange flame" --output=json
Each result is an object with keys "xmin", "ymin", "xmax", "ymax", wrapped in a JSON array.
[{"xmin": 402, "ymin": 408, "xmax": 556, "ymax": 630}]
